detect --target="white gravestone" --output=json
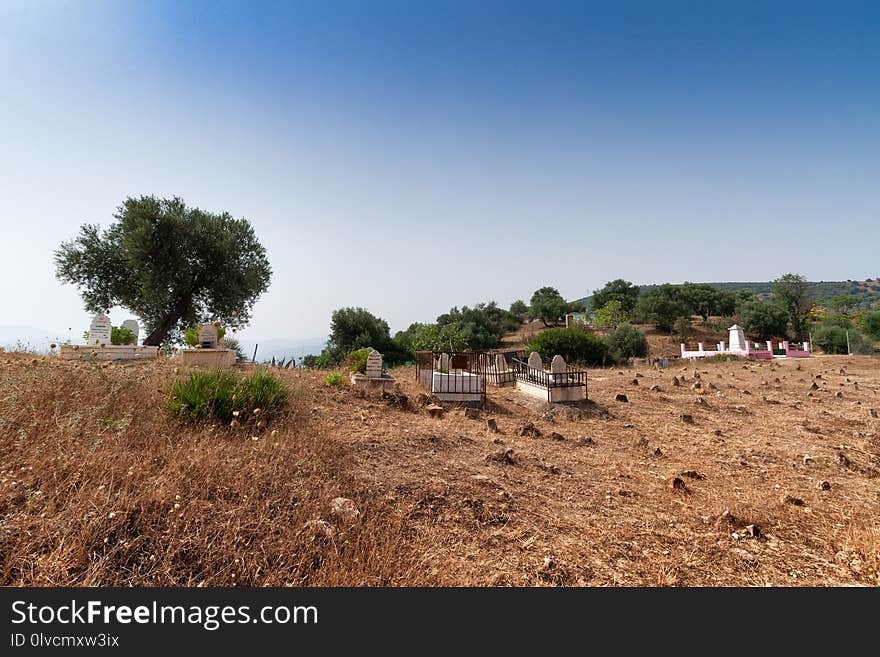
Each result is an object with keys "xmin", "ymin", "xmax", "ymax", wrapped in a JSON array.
[
  {"xmin": 365, "ymin": 349, "xmax": 383, "ymax": 378},
  {"xmin": 527, "ymin": 351, "xmax": 543, "ymax": 371},
  {"xmin": 197, "ymin": 323, "xmax": 219, "ymax": 349},
  {"xmin": 437, "ymin": 352, "xmax": 450, "ymax": 372},
  {"xmin": 121, "ymin": 319, "xmax": 139, "ymax": 345},
  {"xmin": 550, "ymin": 355, "xmax": 567, "ymax": 373},
  {"xmin": 728, "ymin": 324, "xmax": 746, "ymax": 352},
  {"xmin": 89, "ymin": 314, "xmax": 112, "ymax": 346}
]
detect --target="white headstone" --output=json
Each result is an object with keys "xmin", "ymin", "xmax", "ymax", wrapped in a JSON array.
[
  {"xmin": 121, "ymin": 319, "xmax": 139, "ymax": 344},
  {"xmin": 495, "ymin": 354, "xmax": 507, "ymax": 372},
  {"xmin": 728, "ymin": 324, "xmax": 746, "ymax": 351},
  {"xmin": 527, "ymin": 351, "xmax": 543, "ymax": 371},
  {"xmin": 437, "ymin": 352, "xmax": 450, "ymax": 372},
  {"xmin": 550, "ymin": 354, "xmax": 567, "ymax": 374},
  {"xmin": 365, "ymin": 349, "xmax": 383, "ymax": 378},
  {"xmin": 89, "ymin": 314, "xmax": 112, "ymax": 346},
  {"xmin": 197, "ymin": 323, "xmax": 219, "ymax": 349}
]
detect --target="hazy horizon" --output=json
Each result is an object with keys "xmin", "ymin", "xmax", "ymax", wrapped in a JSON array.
[{"xmin": 2, "ymin": 1, "xmax": 878, "ymax": 348}]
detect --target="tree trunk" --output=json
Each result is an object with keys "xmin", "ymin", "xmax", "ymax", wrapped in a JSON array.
[{"xmin": 143, "ymin": 297, "xmax": 190, "ymax": 346}]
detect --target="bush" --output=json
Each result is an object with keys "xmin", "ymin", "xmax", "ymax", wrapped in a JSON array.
[
  {"xmin": 607, "ymin": 323, "xmax": 648, "ymax": 359},
  {"xmin": 167, "ymin": 368, "xmax": 288, "ymax": 426},
  {"xmin": 111, "ymin": 326, "xmax": 136, "ymax": 345},
  {"xmin": 861, "ymin": 310, "xmax": 880, "ymax": 341},
  {"xmin": 529, "ymin": 327, "xmax": 611, "ymax": 366},
  {"xmin": 345, "ymin": 348, "xmax": 372, "ymax": 374},
  {"xmin": 324, "ymin": 372, "xmax": 344, "ymax": 386},
  {"xmin": 223, "ymin": 336, "xmax": 246, "ymax": 360},
  {"xmin": 673, "ymin": 317, "xmax": 693, "ymax": 339},
  {"xmin": 811, "ymin": 323, "xmax": 873, "ymax": 355}
]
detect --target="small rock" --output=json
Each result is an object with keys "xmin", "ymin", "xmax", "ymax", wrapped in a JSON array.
[
  {"xmin": 635, "ymin": 372, "xmax": 644, "ymax": 378},
  {"xmin": 548, "ymin": 431, "xmax": 566, "ymax": 441},
  {"xmin": 692, "ymin": 382, "xmax": 702, "ymax": 390},
  {"xmin": 743, "ymin": 524, "xmax": 761, "ymax": 538},
  {"xmin": 810, "ymin": 382, "xmax": 819, "ymax": 391},
  {"xmin": 678, "ymin": 469, "xmax": 704, "ymax": 480},
  {"xmin": 487, "ymin": 448, "xmax": 516, "ymax": 464},
  {"xmin": 518, "ymin": 422, "xmax": 542, "ymax": 438},
  {"xmin": 650, "ymin": 384, "xmax": 661, "ymax": 392},
  {"xmin": 783, "ymin": 495, "xmax": 804, "ymax": 506},
  {"xmin": 817, "ymin": 480, "xmax": 831, "ymax": 491},
  {"xmin": 694, "ymin": 397, "xmax": 709, "ymax": 407},
  {"xmin": 802, "ymin": 455, "xmax": 814, "ymax": 466},
  {"xmin": 835, "ymin": 391, "xmax": 843, "ymax": 398},
  {"xmin": 636, "ymin": 437, "xmax": 649, "ymax": 448},
  {"xmin": 615, "ymin": 393, "xmax": 629, "ymax": 403},
  {"xmin": 837, "ymin": 452, "xmax": 851, "ymax": 467},
  {"xmin": 671, "ymin": 377, "xmax": 681, "ymax": 387},
  {"xmin": 667, "ymin": 476, "xmax": 688, "ymax": 493},
  {"xmin": 680, "ymin": 414, "xmax": 695, "ymax": 424},
  {"xmin": 631, "ymin": 378, "xmax": 639, "ymax": 386},
  {"xmin": 540, "ymin": 462, "xmax": 561, "ymax": 474},
  {"xmin": 576, "ymin": 436, "xmax": 595, "ymax": 446},
  {"xmin": 486, "ymin": 418, "xmax": 499, "ymax": 432},
  {"xmin": 464, "ymin": 407, "xmax": 481, "ymax": 420},
  {"xmin": 330, "ymin": 497, "xmax": 360, "ymax": 523},
  {"xmin": 870, "ymin": 408, "xmax": 878, "ymax": 418},
  {"xmin": 653, "ymin": 447, "xmax": 663, "ymax": 457}
]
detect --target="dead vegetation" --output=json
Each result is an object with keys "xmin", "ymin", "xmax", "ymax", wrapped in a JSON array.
[{"xmin": 2, "ymin": 352, "xmax": 879, "ymax": 586}]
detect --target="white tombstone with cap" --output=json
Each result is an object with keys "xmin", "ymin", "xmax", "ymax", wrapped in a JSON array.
[{"xmin": 89, "ymin": 314, "xmax": 112, "ymax": 346}]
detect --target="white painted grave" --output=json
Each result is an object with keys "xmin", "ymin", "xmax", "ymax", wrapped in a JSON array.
[{"xmin": 89, "ymin": 314, "xmax": 112, "ymax": 346}]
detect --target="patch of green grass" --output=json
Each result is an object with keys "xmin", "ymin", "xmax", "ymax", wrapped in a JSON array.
[
  {"xmin": 324, "ymin": 372, "xmax": 344, "ymax": 386},
  {"xmin": 167, "ymin": 368, "xmax": 288, "ymax": 426}
]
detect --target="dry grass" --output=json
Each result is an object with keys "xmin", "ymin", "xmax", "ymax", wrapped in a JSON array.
[{"xmin": 2, "ymin": 352, "xmax": 879, "ymax": 586}]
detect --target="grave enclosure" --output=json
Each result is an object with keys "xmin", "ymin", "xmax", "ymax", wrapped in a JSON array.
[
  {"xmin": 681, "ymin": 324, "xmax": 811, "ymax": 360},
  {"xmin": 179, "ymin": 322, "xmax": 236, "ymax": 368},
  {"xmin": 59, "ymin": 314, "xmax": 159, "ymax": 361},
  {"xmin": 511, "ymin": 352, "xmax": 588, "ymax": 403},
  {"xmin": 350, "ymin": 349, "xmax": 396, "ymax": 390}
]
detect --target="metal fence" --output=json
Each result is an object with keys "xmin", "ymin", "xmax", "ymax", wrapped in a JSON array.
[
  {"xmin": 510, "ymin": 357, "xmax": 589, "ymax": 391},
  {"xmin": 415, "ymin": 351, "xmax": 487, "ymax": 400}
]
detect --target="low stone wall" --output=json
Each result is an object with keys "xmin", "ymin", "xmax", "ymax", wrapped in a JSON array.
[
  {"xmin": 179, "ymin": 349, "xmax": 236, "ymax": 369},
  {"xmin": 59, "ymin": 345, "xmax": 159, "ymax": 361}
]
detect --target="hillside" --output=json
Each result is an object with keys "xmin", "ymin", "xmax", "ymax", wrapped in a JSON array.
[
  {"xmin": 2, "ymin": 352, "xmax": 879, "ymax": 586},
  {"xmin": 575, "ymin": 279, "xmax": 880, "ymax": 310}
]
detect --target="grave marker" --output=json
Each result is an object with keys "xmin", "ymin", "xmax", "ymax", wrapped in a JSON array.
[
  {"xmin": 197, "ymin": 323, "xmax": 219, "ymax": 349},
  {"xmin": 121, "ymin": 319, "xmax": 139, "ymax": 345},
  {"xmin": 89, "ymin": 314, "xmax": 112, "ymax": 346},
  {"xmin": 527, "ymin": 351, "xmax": 543, "ymax": 371},
  {"xmin": 365, "ymin": 349, "xmax": 383, "ymax": 378},
  {"xmin": 550, "ymin": 355, "xmax": 567, "ymax": 374}
]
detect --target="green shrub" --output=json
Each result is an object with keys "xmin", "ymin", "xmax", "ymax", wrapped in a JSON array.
[
  {"xmin": 345, "ymin": 348, "xmax": 372, "ymax": 373},
  {"xmin": 167, "ymin": 368, "xmax": 288, "ymax": 426},
  {"xmin": 861, "ymin": 310, "xmax": 880, "ymax": 341},
  {"xmin": 607, "ymin": 323, "xmax": 648, "ymax": 359},
  {"xmin": 811, "ymin": 323, "xmax": 873, "ymax": 355},
  {"xmin": 529, "ymin": 327, "xmax": 611, "ymax": 366},
  {"xmin": 223, "ymin": 335, "xmax": 246, "ymax": 360},
  {"xmin": 324, "ymin": 372, "xmax": 344, "ymax": 386},
  {"xmin": 111, "ymin": 326, "xmax": 136, "ymax": 345}
]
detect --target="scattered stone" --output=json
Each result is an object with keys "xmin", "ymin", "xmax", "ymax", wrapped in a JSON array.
[
  {"xmin": 741, "ymin": 389, "xmax": 752, "ymax": 395},
  {"xmin": 692, "ymin": 382, "xmax": 702, "ymax": 390},
  {"xmin": 518, "ymin": 422, "xmax": 542, "ymax": 438},
  {"xmin": 802, "ymin": 455, "xmax": 814, "ymax": 466},
  {"xmin": 774, "ymin": 377, "xmax": 781, "ymax": 384},
  {"xmin": 302, "ymin": 519, "xmax": 335, "ymax": 541},
  {"xmin": 817, "ymin": 480, "xmax": 831, "ymax": 491},
  {"xmin": 678, "ymin": 470, "xmax": 704, "ymax": 480},
  {"xmin": 783, "ymin": 495, "xmax": 805, "ymax": 506},
  {"xmin": 650, "ymin": 384, "xmax": 661, "ymax": 392},
  {"xmin": 839, "ymin": 368, "xmax": 846, "ymax": 375},
  {"xmin": 871, "ymin": 408, "xmax": 878, "ymax": 418},
  {"xmin": 486, "ymin": 448, "xmax": 516, "ymax": 464},
  {"xmin": 464, "ymin": 407, "xmax": 481, "ymax": 420},
  {"xmin": 693, "ymin": 371, "xmax": 701, "ymax": 380},
  {"xmin": 671, "ymin": 376, "xmax": 681, "ymax": 387},
  {"xmin": 680, "ymin": 414, "xmax": 695, "ymax": 424},
  {"xmin": 426, "ymin": 404, "xmax": 445, "ymax": 418},
  {"xmin": 635, "ymin": 372, "xmax": 644, "ymax": 378},
  {"xmin": 548, "ymin": 431, "xmax": 566, "ymax": 441},
  {"xmin": 539, "ymin": 462, "xmax": 561, "ymax": 474},
  {"xmin": 837, "ymin": 452, "xmax": 851, "ymax": 467},
  {"xmin": 636, "ymin": 437, "xmax": 649, "ymax": 448},
  {"xmin": 615, "ymin": 393, "xmax": 629, "ymax": 403},
  {"xmin": 835, "ymin": 391, "xmax": 843, "ymax": 398},
  {"xmin": 694, "ymin": 397, "xmax": 710, "ymax": 407},
  {"xmin": 743, "ymin": 524, "xmax": 761, "ymax": 539},
  {"xmin": 630, "ymin": 378, "xmax": 639, "ymax": 386},
  {"xmin": 486, "ymin": 418, "xmax": 499, "ymax": 432},
  {"xmin": 492, "ymin": 437, "xmax": 504, "ymax": 445},
  {"xmin": 667, "ymin": 476, "xmax": 689, "ymax": 493},
  {"xmin": 815, "ymin": 374, "xmax": 822, "ymax": 379},
  {"xmin": 575, "ymin": 436, "xmax": 595, "ymax": 446},
  {"xmin": 653, "ymin": 447, "xmax": 663, "ymax": 457},
  {"xmin": 707, "ymin": 382, "xmax": 718, "ymax": 390},
  {"xmin": 810, "ymin": 382, "xmax": 819, "ymax": 390},
  {"xmin": 330, "ymin": 497, "xmax": 360, "ymax": 523}
]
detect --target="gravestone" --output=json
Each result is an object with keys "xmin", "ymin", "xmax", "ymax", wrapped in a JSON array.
[
  {"xmin": 728, "ymin": 324, "xmax": 746, "ymax": 352},
  {"xmin": 89, "ymin": 314, "xmax": 112, "ymax": 346},
  {"xmin": 495, "ymin": 354, "xmax": 507, "ymax": 371},
  {"xmin": 437, "ymin": 352, "xmax": 450, "ymax": 372},
  {"xmin": 527, "ymin": 351, "xmax": 543, "ymax": 371},
  {"xmin": 550, "ymin": 355, "xmax": 567, "ymax": 374},
  {"xmin": 121, "ymin": 319, "xmax": 139, "ymax": 345},
  {"xmin": 197, "ymin": 323, "xmax": 219, "ymax": 349},
  {"xmin": 365, "ymin": 349, "xmax": 383, "ymax": 379}
]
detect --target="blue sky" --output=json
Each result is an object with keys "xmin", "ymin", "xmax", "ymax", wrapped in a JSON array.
[{"xmin": 1, "ymin": 0, "xmax": 878, "ymax": 349}]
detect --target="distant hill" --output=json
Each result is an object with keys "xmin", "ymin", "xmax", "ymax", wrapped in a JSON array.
[{"xmin": 574, "ymin": 279, "xmax": 880, "ymax": 311}]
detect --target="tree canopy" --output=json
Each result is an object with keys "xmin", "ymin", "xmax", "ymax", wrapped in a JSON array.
[
  {"xmin": 591, "ymin": 279, "xmax": 640, "ymax": 313},
  {"xmin": 633, "ymin": 284, "xmax": 691, "ymax": 332},
  {"xmin": 772, "ymin": 273, "xmax": 814, "ymax": 338},
  {"xmin": 528, "ymin": 287, "xmax": 582, "ymax": 327},
  {"xmin": 54, "ymin": 196, "xmax": 271, "ymax": 346}
]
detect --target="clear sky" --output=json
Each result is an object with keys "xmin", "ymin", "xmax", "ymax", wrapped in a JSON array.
[{"xmin": 1, "ymin": 0, "xmax": 878, "ymax": 348}]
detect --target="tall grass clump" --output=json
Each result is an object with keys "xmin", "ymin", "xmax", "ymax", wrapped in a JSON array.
[{"xmin": 168, "ymin": 368, "xmax": 288, "ymax": 426}]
